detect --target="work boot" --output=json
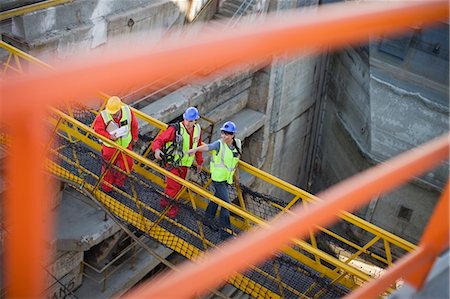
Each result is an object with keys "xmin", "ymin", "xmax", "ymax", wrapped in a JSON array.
[
  {"xmin": 160, "ymin": 197, "xmax": 169, "ymax": 209},
  {"xmin": 101, "ymin": 184, "xmax": 112, "ymax": 193},
  {"xmin": 114, "ymin": 175, "xmax": 126, "ymax": 190},
  {"xmin": 167, "ymin": 205, "xmax": 180, "ymax": 219},
  {"xmin": 220, "ymin": 229, "xmax": 235, "ymax": 241}
]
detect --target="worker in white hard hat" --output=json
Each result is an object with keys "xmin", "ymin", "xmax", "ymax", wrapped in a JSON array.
[
  {"xmin": 152, "ymin": 106, "xmax": 204, "ymax": 219},
  {"xmin": 93, "ymin": 96, "xmax": 139, "ymax": 192}
]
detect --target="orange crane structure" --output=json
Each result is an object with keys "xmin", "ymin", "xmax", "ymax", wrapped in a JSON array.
[{"xmin": 1, "ymin": 1, "xmax": 448, "ymax": 298}]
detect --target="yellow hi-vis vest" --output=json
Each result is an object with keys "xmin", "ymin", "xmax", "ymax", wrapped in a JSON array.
[
  {"xmin": 100, "ymin": 105, "xmax": 132, "ymax": 148},
  {"xmin": 166, "ymin": 123, "xmax": 201, "ymax": 167},
  {"xmin": 210, "ymin": 139, "xmax": 240, "ymax": 184}
]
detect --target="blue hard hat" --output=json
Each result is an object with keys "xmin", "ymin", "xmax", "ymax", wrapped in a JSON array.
[
  {"xmin": 220, "ymin": 121, "xmax": 237, "ymax": 133},
  {"xmin": 183, "ymin": 107, "xmax": 199, "ymax": 121}
]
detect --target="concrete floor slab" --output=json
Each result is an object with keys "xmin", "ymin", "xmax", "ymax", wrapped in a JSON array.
[
  {"xmin": 55, "ymin": 187, "xmax": 121, "ymax": 251},
  {"xmin": 74, "ymin": 239, "xmax": 172, "ymax": 299}
]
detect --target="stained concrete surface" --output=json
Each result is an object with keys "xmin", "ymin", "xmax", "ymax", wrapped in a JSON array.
[{"xmin": 55, "ymin": 187, "xmax": 121, "ymax": 251}]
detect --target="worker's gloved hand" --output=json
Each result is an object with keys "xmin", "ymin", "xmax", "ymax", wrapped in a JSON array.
[
  {"xmin": 155, "ymin": 149, "xmax": 163, "ymax": 160},
  {"xmin": 110, "ymin": 132, "xmax": 118, "ymax": 141}
]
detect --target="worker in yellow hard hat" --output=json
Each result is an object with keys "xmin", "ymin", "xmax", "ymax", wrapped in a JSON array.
[{"xmin": 93, "ymin": 96, "xmax": 139, "ymax": 192}]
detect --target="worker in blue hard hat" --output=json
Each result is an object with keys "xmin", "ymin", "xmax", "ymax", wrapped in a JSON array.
[
  {"xmin": 93, "ymin": 96, "xmax": 139, "ymax": 192},
  {"xmin": 152, "ymin": 106, "xmax": 204, "ymax": 218},
  {"xmin": 188, "ymin": 121, "xmax": 241, "ymax": 240}
]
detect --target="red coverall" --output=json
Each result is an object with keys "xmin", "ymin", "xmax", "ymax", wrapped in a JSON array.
[
  {"xmin": 93, "ymin": 108, "xmax": 139, "ymax": 192},
  {"xmin": 152, "ymin": 123, "xmax": 203, "ymax": 218}
]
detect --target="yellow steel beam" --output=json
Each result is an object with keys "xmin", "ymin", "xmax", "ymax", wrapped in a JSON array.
[
  {"xmin": 0, "ymin": 0, "xmax": 73, "ymax": 22},
  {"xmin": 49, "ymin": 100, "xmax": 402, "ymax": 290},
  {"xmin": 0, "ymin": 41, "xmax": 404, "ymax": 255},
  {"xmin": 48, "ymin": 109, "xmax": 370, "ymax": 289},
  {"xmin": 239, "ymin": 161, "xmax": 416, "ymax": 252},
  {"xmin": 320, "ymin": 227, "xmax": 389, "ymax": 265},
  {"xmin": 0, "ymin": 41, "xmax": 51, "ymax": 68},
  {"xmin": 1, "ymin": 40, "xmax": 414, "ymax": 291},
  {"xmin": 48, "ymin": 160, "xmax": 283, "ymax": 299},
  {"xmin": 50, "ymin": 108, "xmax": 265, "ymax": 224},
  {"xmin": 50, "ymin": 154, "xmax": 352, "ymax": 294}
]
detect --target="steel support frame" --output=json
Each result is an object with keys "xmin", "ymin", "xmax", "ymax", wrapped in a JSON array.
[{"xmin": 1, "ymin": 1, "xmax": 448, "ymax": 297}]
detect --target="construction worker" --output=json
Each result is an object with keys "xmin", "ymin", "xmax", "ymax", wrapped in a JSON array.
[
  {"xmin": 188, "ymin": 121, "xmax": 241, "ymax": 240},
  {"xmin": 152, "ymin": 106, "xmax": 204, "ymax": 218},
  {"xmin": 93, "ymin": 96, "xmax": 139, "ymax": 192}
]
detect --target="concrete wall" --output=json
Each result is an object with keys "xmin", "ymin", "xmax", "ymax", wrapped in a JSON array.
[
  {"xmin": 136, "ymin": 49, "xmax": 325, "ymax": 204},
  {"xmin": 314, "ymin": 48, "xmax": 371, "ymax": 189},
  {"xmin": 366, "ymin": 52, "xmax": 448, "ymax": 242},
  {"xmin": 47, "ymin": 251, "xmax": 83, "ymax": 299},
  {"xmin": 268, "ymin": 58, "xmax": 314, "ymax": 188},
  {"xmin": 237, "ymin": 0, "xmax": 321, "ymax": 200},
  {"xmin": 138, "ymin": 69, "xmax": 254, "ymax": 135},
  {"xmin": 315, "ymin": 45, "xmax": 449, "ymax": 244},
  {"xmin": 366, "ymin": 185, "xmax": 441, "ymax": 242},
  {"xmin": 8, "ymin": 0, "xmax": 186, "ymax": 61},
  {"xmin": 247, "ymin": 53, "xmax": 324, "ymax": 199},
  {"xmin": 369, "ymin": 73, "xmax": 448, "ymax": 190},
  {"xmin": 333, "ymin": 49, "xmax": 371, "ymax": 153}
]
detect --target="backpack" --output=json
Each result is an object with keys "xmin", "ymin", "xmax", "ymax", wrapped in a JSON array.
[{"xmin": 161, "ymin": 122, "xmax": 183, "ymax": 167}]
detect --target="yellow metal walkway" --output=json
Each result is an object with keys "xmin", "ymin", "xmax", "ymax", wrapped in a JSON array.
[{"xmin": 1, "ymin": 41, "xmax": 416, "ymax": 299}]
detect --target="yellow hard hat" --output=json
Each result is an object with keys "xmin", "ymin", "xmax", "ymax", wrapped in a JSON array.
[{"xmin": 106, "ymin": 96, "xmax": 123, "ymax": 114}]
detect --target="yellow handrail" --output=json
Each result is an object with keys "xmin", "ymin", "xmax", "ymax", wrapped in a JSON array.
[
  {"xmin": 0, "ymin": 0, "xmax": 73, "ymax": 22},
  {"xmin": 1, "ymin": 1, "xmax": 447, "ymax": 297}
]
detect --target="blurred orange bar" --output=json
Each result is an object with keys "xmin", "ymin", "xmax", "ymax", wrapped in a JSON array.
[
  {"xmin": 124, "ymin": 134, "xmax": 449, "ymax": 299},
  {"xmin": 346, "ymin": 182, "xmax": 449, "ymax": 299},
  {"xmin": 1, "ymin": 0, "xmax": 448, "ymax": 298},
  {"xmin": 4, "ymin": 109, "xmax": 51, "ymax": 298},
  {"xmin": 404, "ymin": 181, "xmax": 449, "ymax": 289},
  {"xmin": 2, "ymin": 1, "xmax": 447, "ymax": 111}
]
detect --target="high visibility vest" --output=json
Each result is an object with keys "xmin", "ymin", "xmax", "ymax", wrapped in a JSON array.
[
  {"xmin": 210, "ymin": 139, "xmax": 240, "ymax": 184},
  {"xmin": 165, "ymin": 123, "xmax": 201, "ymax": 167},
  {"xmin": 100, "ymin": 105, "xmax": 132, "ymax": 148}
]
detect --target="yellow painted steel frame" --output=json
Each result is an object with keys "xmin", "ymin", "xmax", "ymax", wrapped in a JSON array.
[
  {"xmin": 48, "ymin": 108, "xmax": 365, "ymax": 290},
  {"xmin": 130, "ymin": 93, "xmax": 415, "ymax": 271},
  {"xmin": 0, "ymin": 0, "xmax": 73, "ymax": 22},
  {"xmin": 46, "ymin": 161, "xmax": 277, "ymax": 298},
  {"xmin": 3, "ymin": 41, "xmax": 416, "ymax": 294},
  {"xmin": 48, "ymin": 108, "xmax": 374, "ymax": 292},
  {"xmin": 47, "ymin": 117, "xmax": 296, "ymax": 299},
  {"xmin": 239, "ymin": 162, "xmax": 416, "ymax": 257},
  {"xmin": 92, "ymin": 110, "xmax": 415, "ymax": 289},
  {"xmin": 0, "ymin": 41, "xmax": 52, "ymax": 75}
]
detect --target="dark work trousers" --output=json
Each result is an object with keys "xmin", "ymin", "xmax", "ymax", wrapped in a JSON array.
[{"xmin": 206, "ymin": 181, "xmax": 232, "ymax": 240}]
